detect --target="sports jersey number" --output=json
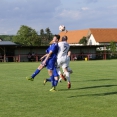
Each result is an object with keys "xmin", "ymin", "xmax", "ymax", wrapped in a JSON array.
[{"xmin": 63, "ymin": 46, "xmax": 68, "ymax": 52}]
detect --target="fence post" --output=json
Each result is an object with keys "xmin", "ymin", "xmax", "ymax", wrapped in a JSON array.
[
  {"xmin": 18, "ymin": 55, "xmax": 20, "ymax": 62},
  {"xmin": 87, "ymin": 54, "xmax": 89, "ymax": 60},
  {"xmin": 36, "ymin": 56, "xmax": 38, "ymax": 62},
  {"xmin": 103, "ymin": 51, "xmax": 106, "ymax": 60}
]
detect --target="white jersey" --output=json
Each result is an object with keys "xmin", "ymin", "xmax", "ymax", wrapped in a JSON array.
[{"xmin": 57, "ymin": 41, "xmax": 70, "ymax": 58}]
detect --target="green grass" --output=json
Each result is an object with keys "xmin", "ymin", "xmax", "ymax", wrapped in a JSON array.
[{"xmin": 0, "ymin": 60, "xmax": 117, "ymax": 117}]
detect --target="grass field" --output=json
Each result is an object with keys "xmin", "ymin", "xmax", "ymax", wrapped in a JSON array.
[{"xmin": 0, "ymin": 60, "xmax": 117, "ymax": 117}]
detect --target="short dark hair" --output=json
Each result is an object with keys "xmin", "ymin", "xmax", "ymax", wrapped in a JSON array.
[
  {"xmin": 62, "ymin": 36, "xmax": 68, "ymax": 41},
  {"xmin": 54, "ymin": 34, "xmax": 60, "ymax": 41}
]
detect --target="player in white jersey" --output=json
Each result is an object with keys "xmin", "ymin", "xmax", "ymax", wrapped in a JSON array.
[
  {"xmin": 57, "ymin": 36, "xmax": 71, "ymax": 89},
  {"xmin": 59, "ymin": 51, "xmax": 73, "ymax": 82}
]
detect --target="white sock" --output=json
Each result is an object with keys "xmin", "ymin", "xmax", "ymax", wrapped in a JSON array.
[
  {"xmin": 65, "ymin": 72, "xmax": 70, "ymax": 82},
  {"xmin": 57, "ymin": 68, "xmax": 61, "ymax": 75},
  {"xmin": 58, "ymin": 78, "xmax": 62, "ymax": 82}
]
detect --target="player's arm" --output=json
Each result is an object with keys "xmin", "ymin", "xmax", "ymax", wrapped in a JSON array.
[
  {"xmin": 67, "ymin": 51, "xmax": 71, "ymax": 57},
  {"xmin": 42, "ymin": 51, "xmax": 53, "ymax": 65},
  {"xmin": 42, "ymin": 44, "xmax": 57, "ymax": 65},
  {"xmin": 40, "ymin": 54, "xmax": 48, "ymax": 61}
]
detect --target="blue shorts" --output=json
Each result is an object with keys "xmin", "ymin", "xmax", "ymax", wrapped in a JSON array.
[
  {"xmin": 46, "ymin": 59, "xmax": 55, "ymax": 70},
  {"xmin": 41, "ymin": 58, "xmax": 55, "ymax": 70},
  {"xmin": 41, "ymin": 57, "xmax": 57, "ymax": 70}
]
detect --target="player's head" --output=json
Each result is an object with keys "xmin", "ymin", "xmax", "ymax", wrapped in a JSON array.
[
  {"xmin": 53, "ymin": 34, "xmax": 60, "ymax": 43},
  {"xmin": 62, "ymin": 36, "xmax": 68, "ymax": 41}
]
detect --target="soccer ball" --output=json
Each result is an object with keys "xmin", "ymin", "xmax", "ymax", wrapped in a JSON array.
[{"xmin": 59, "ymin": 25, "xmax": 65, "ymax": 31}]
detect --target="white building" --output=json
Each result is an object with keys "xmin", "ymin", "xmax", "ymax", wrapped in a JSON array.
[{"xmin": 87, "ymin": 28, "xmax": 117, "ymax": 46}]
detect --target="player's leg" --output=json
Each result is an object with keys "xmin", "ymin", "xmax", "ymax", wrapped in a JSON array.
[
  {"xmin": 46, "ymin": 60, "xmax": 57, "ymax": 91},
  {"xmin": 57, "ymin": 67, "xmax": 67, "ymax": 81},
  {"xmin": 53, "ymin": 68, "xmax": 59, "ymax": 87},
  {"xmin": 26, "ymin": 63, "xmax": 44, "ymax": 81},
  {"xmin": 57, "ymin": 58, "xmax": 66, "ymax": 81},
  {"xmin": 62, "ymin": 63, "xmax": 71, "ymax": 89},
  {"xmin": 67, "ymin": 67, "xmax": 73, "ymax": 74},
  {"xmin": 43, "ymin": 77, "xmax": 51, "ymax": 85},
  {"xmin": 48, "ymin": 69, "xmax": 58, "ymax": 91},
  {"xmin": 44, "ymin": 67, "xmax": 59, "ymax": 87},
  {"xmin": 62, "ymin": 67, "xmax": 73, "ymax": 76}
]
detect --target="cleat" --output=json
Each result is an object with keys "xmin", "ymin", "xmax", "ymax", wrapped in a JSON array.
[
  {"xmin": 59, "ymin": 80, "xmax": 62, "ymax": 83},
  {"xmin": 43, "ymin": 79, "xmax": 47, "ymax": 85},
  {"xmin": 61, "ymin": 74, "xmax": 67, "ymax": 81},
  {"xmin": 26, "ymin": 76, "xmax": 34, "ymax": 81},
  {"xmin": 68, "ymin": 82, "xmax": 71, "ymax": 89},
  {"xmin": 49, "ymin": 87, "xmax": 57, "ymax": 92},
  {"xmin": 69, "ymin": 70, "xmax": 73, "ymax": 74}
]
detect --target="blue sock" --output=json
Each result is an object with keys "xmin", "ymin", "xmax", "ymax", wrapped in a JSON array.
[
  {"xmin": 50, "ymin": 75, "xmax": 55, "ymax": 87},
  {"xmin": 46, "ymin": 77, "xmax": 51, "ymax": 82},
  {"xmin": 54, "ymin": 80, "xmax": 58, "ymax": 86},
  {"xmin": 31, "ymin": 69, "xmax": 40, "ymax": 78}
]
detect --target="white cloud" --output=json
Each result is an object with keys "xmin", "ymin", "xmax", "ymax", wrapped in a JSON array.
[
  {"xmin": 81, "ymin": 7, "xmax": 89, "ymax": 11},
  {"xmin": 0, "ymin": 0, "xmax": 117, "ymax": 35},
  {"xmin": 59, "ymin": 9, "xmax": 81, "ymax": 20}
]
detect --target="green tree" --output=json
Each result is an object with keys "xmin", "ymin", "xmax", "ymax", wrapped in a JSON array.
[
  {"xmin": 45, "ymin": 27, "xmax": 53, "ymax": 42},
  {"xmin": 110, "ymin": 41, "xmax": 116, "ymax": 56},
  {"xmin": 79, "ymin": 36, "xmax": 87, "ymax": 45},
  {"xmin": 40, "ymin": 29, "xmax": 44, "ymax": 35},
  {"xmin": 0, "ymin": 35, "xmax": 13, "ymax": 41},
  {"xmin": 40, "ymin": 27, "xmax": 53, "ymax": 46},
  {"xmin": 13, "ymin": 25, "xmax": 41, "ymax": 46}
]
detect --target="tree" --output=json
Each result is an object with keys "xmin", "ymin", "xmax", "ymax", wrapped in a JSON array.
[
  {"xmin": 0, "ymin": 35, "xmax": 13, "ymax": 41},
  {"xmin": 79, "ymin": 36, "xmax": 87, "ymax": 45},
  {"xmin": 40, "ymin": 29, "xmax": 44, "ymax": 35},
  {"xmin": 110, "ymin": 41, "xmax": 116, "ymax": 56},
  {"xmin": 45, "ymin": 27, "xmax": 53, "ymax": 41},
  {"xmin": 13, "ymin": 25, "xmax": 41, "ymax": 46},
  {"xmin": 39, "ymin": 27, "xmax": 53, "ymax": 46}
]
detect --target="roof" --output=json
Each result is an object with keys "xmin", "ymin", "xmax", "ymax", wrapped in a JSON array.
[
  {"xmin": 89, "ymin": 28, "xmax": 117, "ymax": 42},
  {"xmin": 0, "ymin": 41, "xmax": 17, "ymax": 46},
  {"xmin": 59, "ymin": 29, "xmax": 89, "ymax": 44}
]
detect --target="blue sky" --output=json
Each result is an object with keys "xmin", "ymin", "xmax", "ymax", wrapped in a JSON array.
[{"xmin": 0, "ymin": 0, "xmax": 117, "ymax": 35}]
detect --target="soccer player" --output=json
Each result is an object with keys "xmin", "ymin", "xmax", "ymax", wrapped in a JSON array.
[
  {"xmin": 43, "ymin": 66, "xmax": 59, "ymax": 87},
  {"xmin": 26, "ymin": 35, "xmax": 60, "ymax": 91},
  {"xmin": 59, "ymin": 51, "xmax": 73, "ymax": 82},
  {"xmin": 57, "ymin": 36, "xmax": 71, "ymax": 89}
]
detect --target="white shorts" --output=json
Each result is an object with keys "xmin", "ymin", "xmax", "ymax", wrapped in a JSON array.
[{"xmin": 57, "ymin": 56, "xmax": 68, "ymax": 69}]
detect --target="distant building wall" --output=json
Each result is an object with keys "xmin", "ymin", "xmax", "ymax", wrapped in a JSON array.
[
  {"xmin": 14, "ymin": 46, "xmax": 97, "ymax": 61},
  {"xmin": 87, "ymin": 34, "xmax": 99, "ymax": 45},
  {"xmin": 70, "ymin": 46, "xmax": 96, "ymax": 60},
  {"xmin": 15, "ymin": 47, "xmax": 46, "ymax": 62}
]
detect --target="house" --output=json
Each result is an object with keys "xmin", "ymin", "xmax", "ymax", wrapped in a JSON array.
[
  {"xmin": 87, "ymin": 28, "xmax": 117, "ymax": 46},
  {"xmin": 1, "ymin": 28, "xmax": 117, "ymax": 62},
  {"xmin": 59, "ymin": 29, "xmax": 102, "ymax": 60},
  {"xmin": 59, "ymin": 28, "xmax": 117, "ymax": 60},
  {"xmin": 59, "ymin": 29, "xmax": 88, "ymax": 45},
  {"xmin": 0, "ymin": 41, "xmax": 17, "ymax": 62}
]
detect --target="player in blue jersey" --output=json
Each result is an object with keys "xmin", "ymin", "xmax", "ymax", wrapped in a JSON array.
[
  {"xmin": 43, "ymin": 66, "xmax": 59, "ymax": 91},
  {"xmin": 43, "ymin": 63, "xmax": 59, "ymax": 90},
  {"xmin": 26, "ymin": 35, "xmax": 60, "ymax": 91}
]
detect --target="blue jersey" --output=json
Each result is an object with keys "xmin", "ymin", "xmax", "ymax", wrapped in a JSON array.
[
  {"xmin": 46, "ymin": 43, "xmax": 59, "ymax": 60},
  {"xmin": 44, "ymin": 43, "xmax": 59, "ymax": 70}
]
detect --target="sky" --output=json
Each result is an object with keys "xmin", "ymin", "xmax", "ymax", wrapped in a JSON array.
[{"xmin": 0, "ymin": 0, "xmax": 117, "ymax": 35}]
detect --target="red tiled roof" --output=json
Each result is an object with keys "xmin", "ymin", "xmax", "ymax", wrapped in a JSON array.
[
  {"xmin": 59, "ymin": 29, "xmax": 89, "ymax": 44},
  {"xmin": 89, "ymin": 28, "xmax": 117, "ymax": 42}
]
